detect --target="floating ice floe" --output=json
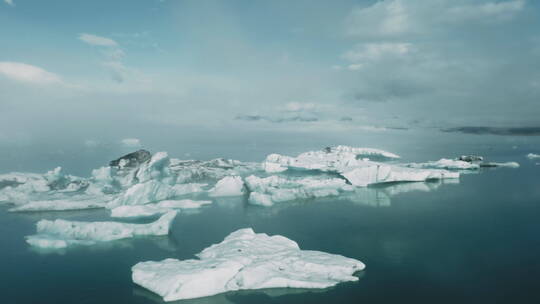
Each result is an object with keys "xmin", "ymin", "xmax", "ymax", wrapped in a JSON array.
[
  {"xmin": 111, "ymin": 200, "xmax": 212, "ymax": 218},
  {"xmin": 132, "ymin": 228, "xmax": 364, "ymax": 301},
  {"xmin": 526, "ymin": 153, "xmax": 540, "ymax": 160},
  {"xmin": 9, "ymin": 195, "xmax": 111, "ymax": 212},
  {"xmin": 479, "ymin": 161, "xmax": 520, "ymax": 168},
  {"xmin": 170, "ymin": 158, "xmax": 260, "ymax": 183},
  {"xmin": 208, "ymin": 176, "xmax": 245, "ymax": 197},
  {"xmin": 340, "ymin": 162, "xmax": 459, "ymax": 187},
  {"xmin": 26, "ymin": 211, "xmax": 177, "ymax": 249},
  {"xmin": 245, "ymin": 175, "xmax": 352, "ymax": 206},
  {"xmin": 406, "ymin": 158, "xmax": 480, "ymax": 170},
  {"xmin": 262, "ymin": 145, "xmax": 399, "ymax": 173}
]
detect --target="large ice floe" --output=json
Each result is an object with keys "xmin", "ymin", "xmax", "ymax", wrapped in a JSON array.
[
  {"xmin": 245, "ymin": 175, "xmax": 353, "ymax": 206},
  {"xmin": 26, "ymin": 211, "xmax": 178, "ymax": 249},
  {"xmin": 111, "ymin": 200, "xmax": 212, "ymax": 218},
  {"xmin": 132, "ymin": 228, "xmax": 364, "ymax": 301}
]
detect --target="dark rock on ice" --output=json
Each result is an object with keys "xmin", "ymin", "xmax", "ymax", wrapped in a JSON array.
[{"xmin": 109, "ymin": 150, "xmax": 152, "ymax": 168}]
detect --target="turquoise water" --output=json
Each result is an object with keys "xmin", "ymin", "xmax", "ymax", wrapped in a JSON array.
[{"xmin": 1, "ymin": 151, "xmax": 539, "ymax": 303}]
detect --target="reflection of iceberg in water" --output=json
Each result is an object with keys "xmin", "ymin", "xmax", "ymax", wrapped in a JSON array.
[
  {"xmin": 340, "ymin": 180, "xmax": 459, "ymax": 207},
  {"xmin": 133, "ymin": 285, "xmax": 336, "ymax": 304}
]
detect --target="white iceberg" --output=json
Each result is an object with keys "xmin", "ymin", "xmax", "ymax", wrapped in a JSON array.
[
  {"xmin": 406, "ymin": 158, "xmax": 480, "ymax": 170},
  {"xmin": 170, "ymin": 158, "xmax": 260, "ymax": 183},
  {"xmin": 9, "ymin": 196, "xmax": 110, "ymax": 212},
  {"xmin": 341, "ymin": 162, "xmax": 459, "ymax": 187},
  {"xmin": 526, "ymin": 153, "xmax": 540, "ymax": 160},
  {"xmin": 480, "ymin": 161, "xmax": 520, "ymax": 168},
  {"xmin": 108, "ymin": 181, "xmax": 206, "ymax": 208},
  {"xmin": 26, "ymin": 211, "xmax": 177, "ymax": 249},
  {"xmin": 262, "ymin": 146, "xmax": 399, "ymax": 173},
  {"xmin": 208, "ymin": 176, "xmax": 245, "ymax": 197},
  {"xmin": 245, "ymin": 175, "xmax": 352, "ymax": 206},
  {"xmin": 132, "ymin": 228, "xmax": 364, "ymax": 301},
  {"xmin": 111, "ymin": 200, "xmax": 212, "ymax": 218}
]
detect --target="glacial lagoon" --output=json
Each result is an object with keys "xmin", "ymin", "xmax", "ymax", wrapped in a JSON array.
[{"xmin": 1, "ymin": 146, "xmax": 540, "ymax": 303}]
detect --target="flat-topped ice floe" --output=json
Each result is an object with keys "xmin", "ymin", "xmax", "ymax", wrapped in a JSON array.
[
  {"xmin": 526, "ymin": 153, "xmax": 540, "ymax": 160},
  {"xmin": 26, "ymin": 211, "xmax": 177, "ymax": 249},
  {"xmin": 9, "ymin": 196, "xmax": 109, "ymax": 212},
  {"xmin": 132, "ymin": 228, "xmax": 364, "ymax": 301},
  {"xmin": 406, "ymin": 158, "xmax": 480, "ymax": 170},
  {"xmin": 340, "ymin": 162, "xmax": 459, "ymax": 187},
  {"xmin": 262, "ymin": 145, "xmax": 399, "ymax": 173},
  {"xmin": 111, "ymin": 200, "xmax": 212, "ymax": 218}
]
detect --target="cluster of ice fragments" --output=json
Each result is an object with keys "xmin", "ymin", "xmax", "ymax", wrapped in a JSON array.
[
  {"xmin": 132, "ymin": 228, "xmax": 365, "ymax": 301},
  {"xmin": 0, "ymin": 146, "xmax": 523, "ymax": 300}
]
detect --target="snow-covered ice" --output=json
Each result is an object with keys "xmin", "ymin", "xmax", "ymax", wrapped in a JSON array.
[
  {"xmin": 9, "ymin": 196, "xmax": 109, "ymax": 212},
  {"xmin": 26, "ymin": 211, "xmax": 177, "ymax": 248},
  {"xmin": 406, "ymin": 158, "xmax": 480, "ymax": 170},
  {"xmin": 526, "ymin": 153, "xmax": 540, "ymax": 160},
  {"xmin": 111, "ymin": 200, "xmax": 211, "ymax": 218},
  {"xmin": 262, "ymin": 146, "xmax": 399, "ymax": 173},
  {"xmin": 340, "ymin": 162, "xmax": 459, "ymax": 187},
  {"xmin": 208, "ymin": 176, "xmax": 245, "ymax": 197},
  {"xmin": 245, "ymin": 175, "xmax": 352, "ymax": 206},
  {"xmin": 132, "ymin": 228, "xmax": 364, "ymax": 301}
]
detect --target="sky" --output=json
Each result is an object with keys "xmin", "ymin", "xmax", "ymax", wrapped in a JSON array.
[{"xmin": 1, "ymin": 0, "xmax": 539, "ymax": 172}]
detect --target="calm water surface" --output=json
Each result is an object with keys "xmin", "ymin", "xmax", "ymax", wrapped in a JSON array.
[{"xmin": 1, "ymin": 151, "xmax": 539, "ymax": 304}]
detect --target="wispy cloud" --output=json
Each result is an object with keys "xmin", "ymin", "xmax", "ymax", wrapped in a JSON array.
[
  {"xmin": 78, "ymin": 33, "xmax": 119, "ymax": 47},
  {"xmin": 0, "ymin": 62, "xmax": 62, "ymax": 85},
  {"xmin": 4, "ymin": 0, "xmax": 14, "ymax": 7},
  {"xmin": 120, "ymin": 138, "xmax": 142, "ymax": 148}
]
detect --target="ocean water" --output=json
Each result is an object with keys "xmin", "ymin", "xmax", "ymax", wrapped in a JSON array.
[{"xmin": 1, "ymin": 149, "xmax": 540, "ymax": 303}]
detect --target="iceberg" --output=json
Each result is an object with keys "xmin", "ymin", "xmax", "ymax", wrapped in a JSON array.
[
  {"xmin": 9, "ymin": 196, "xmax": 110, "ymax": 212},
  {"xmin": 479, "ymin": 161, "xmax": 520, "ymax": 168},
  {"xmin": 262, "ymin": 146, "xmax": 399, "ymax": 173},
  {"xmin": 170, "ymin": 158, "xmax": 260, "ymax": 183},
  {"xmin": 111, "ymin": 200, "xmax": 211, "ymax": 218},
  {"xmin": 109, "ymin": 181, "xmax": 206, "ymax": 208},
  {"xmin": 26, "ymin": 211, "xmax": 177, "ymax": 249},
  {"xmin": 527, "ymin": 153, "xmax": 540, "ymax": 160},
  {"xmin": 406, "ymin": 158, "xmax": 480, "ymax": 170},
  {"xmin": 208, "ymin": 176, "xmax": 245, "ymax": 197},
  {"xmin": 245, "ymin": 175, "xmax": 352, "ymax": 206},
  {"xmin": 340, "ymin": 162, "xmax": 459, "ymax": 187},
  {"xmin": 132, "ymin": 228, "xmax": 364, "ymax": 301}
]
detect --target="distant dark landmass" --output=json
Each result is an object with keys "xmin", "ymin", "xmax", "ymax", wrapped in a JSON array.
[{"xmin": 442, "ymin": 126, "xmax": 540, "ymax": 136}]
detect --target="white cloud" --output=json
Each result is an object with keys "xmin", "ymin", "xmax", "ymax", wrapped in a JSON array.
[
  {"xmin": 345, "ymin": 0, "xmax": 526, "ymax": 37},
  {"xmin": 343, "ymin": 43, "xmax": 412, "ymax": 62},
  {"xmin": 345, "ymin": 0, "xmax": 410, "ymax": 37},
  {"xmin": 0, "ymin": 62, "xmax": 62, "ymax": 85},
  {"xmin": 78, "ymin": 33, "xmax": 118, "ymax": 47},
  {"xmin": 447, "ymin": 0, "xmax": 525, "ymax": 23},
  {"xmin": 120, "ymin": 138, "xmax": 142, "ymax": 148},
  {"xmin": 283, "ymin": 102, "xmax": 316, "ymax": 112},
  {"xmin": 4, "ymin": 0, "xmax": 14, "ymax": 7}
]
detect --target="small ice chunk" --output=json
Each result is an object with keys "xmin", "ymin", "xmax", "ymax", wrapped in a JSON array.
[
  {"xmin": 26, "ymin": 211, "xmax": 177, "ymax": 248},
  {"xmin": 526, "ymin": 153, "xmax": 540, "ymax": 160},
  {"xmin": 111, "ymin": 200, "xmax": 212, "ymax": 218},
  {"xmin": 479, "ymin": 161, "xmax": 520, "ymax": 168},
  {"xmin": 132, "ymin": 228, "xmax": 365, "ymax": 301},
  {"xmin": 208, "ymin": 176, "xmax": 245, "ymax": 197}
]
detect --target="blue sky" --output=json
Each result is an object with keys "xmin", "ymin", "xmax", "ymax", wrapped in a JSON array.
[{"xmin": 1, "ymin": 0, "xmax": 539, "ymax": 171}]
